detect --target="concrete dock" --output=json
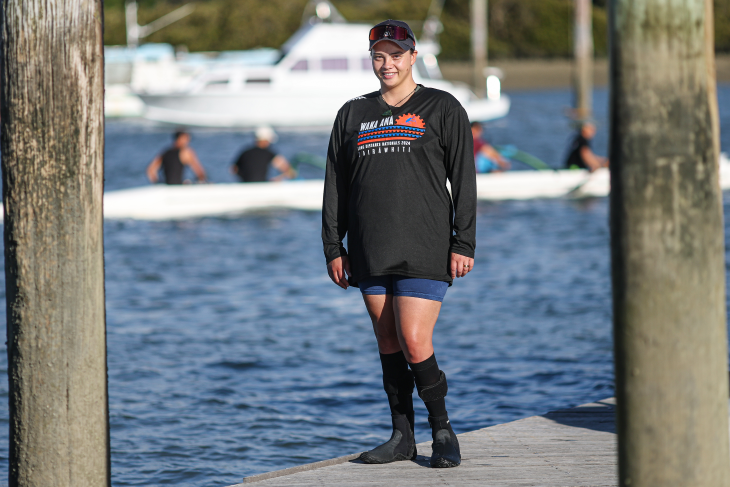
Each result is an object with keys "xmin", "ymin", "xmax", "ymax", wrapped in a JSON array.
[{"xmin": 230, "ymin": 398, "xmax": 618, "ymax": 486}]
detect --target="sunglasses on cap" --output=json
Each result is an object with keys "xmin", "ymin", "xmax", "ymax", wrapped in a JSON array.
[{"xmin": 369, "ymin": 25, "xmax": 412, "ymax": 42}]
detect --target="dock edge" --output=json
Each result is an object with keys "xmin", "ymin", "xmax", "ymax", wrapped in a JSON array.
[{"xmin": 235, "ymin": 451, "xmax": 363, "ymax": 485}]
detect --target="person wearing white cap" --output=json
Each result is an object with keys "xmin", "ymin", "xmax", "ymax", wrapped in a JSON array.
[{"xmin": 231, "ymin": 126, "xmax": 296, "ymax": 182}]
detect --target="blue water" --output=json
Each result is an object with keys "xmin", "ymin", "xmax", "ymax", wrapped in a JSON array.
[{"xmin": 0, "ymin": 86, "xmax": 728, "ymax": 486}]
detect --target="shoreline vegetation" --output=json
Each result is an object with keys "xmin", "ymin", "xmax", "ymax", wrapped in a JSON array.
[
  {"xmin": 104, "ymin": 0, "xmax": 730, "ymax": 90},
  {"xmin": 104, "ymin": 0, "xmax": 730, "ymax": 59},
  {"xmin": 441, "ymin": 55, "xmax": 730, "ymax": 91}
]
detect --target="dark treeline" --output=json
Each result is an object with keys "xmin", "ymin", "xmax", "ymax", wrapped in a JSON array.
[{"xmin": 104, "ymin": 0, "xmax": 730, "ymax": 59}]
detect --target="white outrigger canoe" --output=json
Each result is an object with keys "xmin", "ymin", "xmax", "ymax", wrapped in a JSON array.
[{"xmin": 102, "ymin": 154, "xmax": 730, "ymax": 221}]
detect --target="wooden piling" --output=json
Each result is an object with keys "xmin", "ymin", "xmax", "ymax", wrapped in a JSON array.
[
  {"xmin": 471, "ymin": 0, "xmax": 487, "ymax": 98},
  {"xmin": 609, "ymin": 0, "xmax": 730, "ymax": 485},
  {"xmin": 573, "ymin": 0, "xmax": 593, "ymax": 119},
  {"xmin": 1, "ymin": 1, "xmax": 110, "ymax": 485}
]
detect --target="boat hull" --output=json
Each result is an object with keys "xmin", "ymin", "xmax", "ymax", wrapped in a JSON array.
[
  {"xmin": 90, "ymin": 154, "xmax": 730, "ymax": 221},
  {"xmin": 139, "ymin": 91, "xmax": 511, "ymax": 129}
]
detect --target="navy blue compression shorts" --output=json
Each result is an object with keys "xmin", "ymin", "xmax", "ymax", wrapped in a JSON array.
[{"xmin": 358, "ymin": 275, "xmax": 449, "ymax": 302}]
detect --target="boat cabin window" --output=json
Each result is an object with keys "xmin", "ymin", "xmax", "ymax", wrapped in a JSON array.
[
  {"xmin": 246, "ymin": 78, "xmax": 272, "ymax": 84},
  {"xmin": 203, "ymin": 79, "xmax": 229, "ymax": 91},
  {"xmin": 362, "ymin": 57, "xmax": 372, "ymax": 70},
  {"xmin": 291, "ymin": 59, "xmax": 308, "ymax": 71},
  {"xmin": 322, "ymin": 58, "xmax": 348, "ymax": 71}
]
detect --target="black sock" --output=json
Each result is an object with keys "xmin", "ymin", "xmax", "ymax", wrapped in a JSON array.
[
  {"xmin": 410, "ymin": 354, "xmax": 448, "ymax": 418},
  {"xmin": 379, "ymin": 351, "xmax": 414, "ymax": 417}
]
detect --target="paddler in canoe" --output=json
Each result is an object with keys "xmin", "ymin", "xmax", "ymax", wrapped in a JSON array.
[
  {"xmin": 146, "ymin": 130, "xmax": 208, "ymax": 185},
  {"xmin": 564, "ymin": 121, "xmax": 609, "ymax": 172},
  {"xmin": 471, "ymin": 121, "xmax": 510, "ymax": 173},
  {"xmin": 231, "ymin": 126, "xmax": 297, "ymax": 182}
]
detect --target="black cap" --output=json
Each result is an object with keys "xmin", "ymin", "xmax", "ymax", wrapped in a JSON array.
[{"xmin": 369, "ymin": 20, "xmax": 416, "ymax": 52}]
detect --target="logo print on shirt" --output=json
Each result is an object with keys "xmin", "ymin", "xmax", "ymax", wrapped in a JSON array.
[{"xmin": 357, "ymin": 113, "xmax": 426, "ymax": 146}]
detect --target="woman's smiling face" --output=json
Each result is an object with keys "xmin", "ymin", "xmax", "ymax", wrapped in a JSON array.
[{"xmin": 371, "ymin": 40, "xmax": 417, "ymax": 89}]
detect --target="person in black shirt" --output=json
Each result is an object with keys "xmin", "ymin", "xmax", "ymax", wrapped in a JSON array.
[
  {"xmin": 322, "ymin": 20, "xmax": 476, "ymax": 469},
  {"xmin": 146, "ymin": 131, "xmax": 207, "ymax": 185},
  {"xmin": 564, "ymin": 122, "xmax": 609, "ymax": 171},
  {"xmin": 231, "ymin": 126, "xmax": 296, "ymax": 182}
]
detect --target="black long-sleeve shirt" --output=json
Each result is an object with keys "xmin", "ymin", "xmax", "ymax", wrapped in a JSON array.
[{"xmin": 322, "ymin": 86, "xmax": 477, "ymax": 285}]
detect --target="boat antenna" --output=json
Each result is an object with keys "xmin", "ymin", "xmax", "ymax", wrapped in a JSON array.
[
  {"xmin": 125, "ymin": 0, "xmax": 195, "ymax": 48},
  {"xmin": 301, "ymin": 0, "xmax": 346, "ymax": 26}
]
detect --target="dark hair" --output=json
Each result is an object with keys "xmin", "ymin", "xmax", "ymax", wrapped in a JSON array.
[
  {"xmin": 470, "ymin": 121, "xmax": 482, "ymax": 129},
  {"xmin": 173, "ymin": 130, "xmax": 188, "ymax": 140}
]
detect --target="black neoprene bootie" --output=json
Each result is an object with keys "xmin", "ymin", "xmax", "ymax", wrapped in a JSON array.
[
  {"xmin": 360, "ymin": 353, "xmax": 417, "ymax": 464},
  {"xmin": 412, "ymin": 365, "xmax": 459, "ymax": 467},
  {"xmin": 359, "ymin": 412, "xmax": 417, "ymax": 464},
  {"xmin": 428, "ymin": 414, "xmax": 461, "ymax": 468}
]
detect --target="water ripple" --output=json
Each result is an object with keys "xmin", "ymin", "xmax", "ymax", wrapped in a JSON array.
[{"xmin": 0, "ymin": 86, "xmax": 728, "ymax": 486}]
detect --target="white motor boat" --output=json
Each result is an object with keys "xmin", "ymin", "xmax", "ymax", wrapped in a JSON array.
[
  {"xmin": 104, "ymin": 43, "xmax": 281, "ymax": 118},
  {"xmin": 137, "ymin": 22, "xmax": 510, "ymax": 129},
  {"xmin": 105, "ymin": 43, "xmax": 186, "ymax": 118},
  {"xmin": 97, "ymin": 154, "xmax": 730, "ymax": 221}
]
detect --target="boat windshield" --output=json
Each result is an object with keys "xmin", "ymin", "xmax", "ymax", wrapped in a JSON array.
[{"xmin": 291, "ymin": 60, "xmax": 309, "ymax": 71}]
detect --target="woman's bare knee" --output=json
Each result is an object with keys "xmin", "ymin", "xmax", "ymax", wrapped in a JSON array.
[
  {"xmin": 375, "ymin": 325, "xmax": 400, "ymax": 348},
  {"xmin": 394, "ymin": 296, "xmax": 439, "ymax": 363},
  {"xmin": 398, "ymin": 334, "xmax": 433, "ymax": 363},
  {"xmin": 363, "ymin": 294, "xmax": 400, "ymax": 352},
  {"xmin": 377, "ymin": 337, "xmax": 402, "ymax": 354}
]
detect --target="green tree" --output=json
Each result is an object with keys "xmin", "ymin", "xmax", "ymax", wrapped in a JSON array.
[
  {"xmin": 104, "ymin": 0, "xmax": 726, "ymax": 58},
  {"xmin": 716, "ymin": 0, "xmax": 730, "ymax": 52}
]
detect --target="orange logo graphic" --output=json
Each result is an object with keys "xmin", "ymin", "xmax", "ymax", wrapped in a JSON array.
[{"xmin": 395, "ymin": 114, "xmax": 425, "ymax": 129}]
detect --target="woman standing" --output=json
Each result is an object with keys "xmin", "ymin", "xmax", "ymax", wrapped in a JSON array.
[{"xmin": 322, "ymin": 20, "xmax": 476, "ymax": 468}]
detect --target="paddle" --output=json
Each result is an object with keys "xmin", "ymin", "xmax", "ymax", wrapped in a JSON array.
[
  {"xmin": 293, "ymin": 147, "xmax": 556, "ymax": 175},
  {"xmin": 563, "ymin": 167, "xmax": 610, "ymax": 198},
  {"xmin": 290, "ymin": 152, "xmax": 327, "ymax": 171},
  {"xmin": 494, "ymin": 145, "xmax": 554, "ymax": 171}
]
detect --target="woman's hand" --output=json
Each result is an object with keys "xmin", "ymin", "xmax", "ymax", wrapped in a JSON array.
[
  {"xmin": 450, "ymin": 252, "xmax": 474, "ymax": 279},
  {"xmin": 327, "ymin": 256, "xmax": 351, "ymax": 289}
]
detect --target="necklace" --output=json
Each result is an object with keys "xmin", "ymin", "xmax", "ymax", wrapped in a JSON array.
[{"xmin": 381, "ymin": 85, "xmax": 418, "ymax": 117}]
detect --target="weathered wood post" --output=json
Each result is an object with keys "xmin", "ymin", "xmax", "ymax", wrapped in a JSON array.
[
  {"xmin": 610, "ymin": 0, "xmax": 730, "ymax": 485},
  {"xmin": 573, "ymin": 0, "xmax": 593, "ymax": 119},
  {"xmin": 471, "ymin": 0, "xmax": 487, "ymax": 98},
  {"xmin": 125, "ymin": 0, "xmax": 140, "ymax": 47},
  {"xmin": 1, "ymin": 1, "xmax": 110, "ymax": 486}
]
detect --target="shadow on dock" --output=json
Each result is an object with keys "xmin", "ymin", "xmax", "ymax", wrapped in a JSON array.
[{"xmin": 542, "ymin": 397, "xmax": 616, "ymax": 434}]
